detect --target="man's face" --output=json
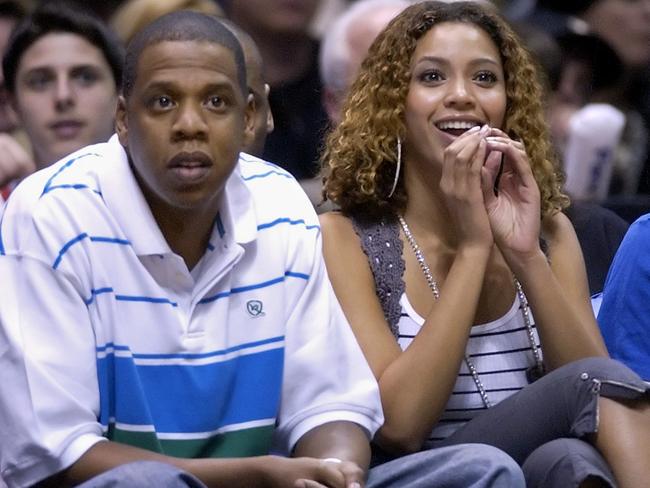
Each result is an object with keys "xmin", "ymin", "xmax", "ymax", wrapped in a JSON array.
[
  {"xmin": 116, "ymin": 40, "xmax": 254, "ymax": 216},
  {"xmin": 12, "ymin": 32, "xmax": 118, "ymax": 167}
]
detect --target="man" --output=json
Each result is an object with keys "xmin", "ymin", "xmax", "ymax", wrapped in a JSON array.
[
  {"xmin": 0, "ymin": 11, "xmax": 380, "ymax": 487},
  {"xmin": 0, "ymin": 11, "xmax": 524, "ymax": 488},
  {"xmin": 2, "ymin": 2, "xmax": 122, "ymax": 171}
]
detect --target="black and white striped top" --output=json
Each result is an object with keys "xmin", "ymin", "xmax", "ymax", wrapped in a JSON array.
[{"xmin": 397, "ymin": 292, "xmax": 542, "ymax": 445}]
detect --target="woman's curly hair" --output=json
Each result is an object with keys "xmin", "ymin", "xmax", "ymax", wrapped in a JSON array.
[{"xmin": 322, "ymin": 1, "xmax": 568, "ymax": 219}]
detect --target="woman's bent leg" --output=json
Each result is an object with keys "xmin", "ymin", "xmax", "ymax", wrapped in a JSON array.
[{"xmin": 439, "ymin": 357, "xmax": 648, "ymax": 462}]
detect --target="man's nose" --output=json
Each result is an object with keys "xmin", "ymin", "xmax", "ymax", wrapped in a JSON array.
[
  {"xmin": 172, "ymin": 102, "xmax": 209, "ymax": 140},
  {"xmin": 53, "ymin": 76, "xmax": 74, "ymax": 111}
]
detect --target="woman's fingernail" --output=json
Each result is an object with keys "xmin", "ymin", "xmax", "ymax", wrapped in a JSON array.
[
  {"xmin": 467, "ymin": 126, "xmax": 481, "ymax": 134},
  {"xmin": 480, "ymin": 124, "xmax": 491, "ymax": 135},
  {"xmin": 349, "ymin": 483, "xmax": 362, "ymax": 488}
]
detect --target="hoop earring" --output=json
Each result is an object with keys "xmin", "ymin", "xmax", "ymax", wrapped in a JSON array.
[{"xmin": 387, "ymin": 137, "xmax": 401, "ymax": 198}]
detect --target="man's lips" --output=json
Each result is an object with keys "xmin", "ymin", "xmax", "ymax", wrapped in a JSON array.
[
  {"xmin": 168, "ymin": 151, "xmax": 213, "ymax": 183},
  {"xmin": 49, "ymin": 120, "xmax": 84, "ymax": 139}
]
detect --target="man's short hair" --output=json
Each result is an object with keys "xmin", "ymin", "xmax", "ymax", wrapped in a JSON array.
[
  {"xmin": 2, "ymin": 1, "xmax": 124, "ymax": 94},
  {"xmin": 0, "ymin": 0, "xmax": 26, "ymax": 22},
  {"xmin": 122, "ymin": 11, "xmax": 247, "ymax": 99}
]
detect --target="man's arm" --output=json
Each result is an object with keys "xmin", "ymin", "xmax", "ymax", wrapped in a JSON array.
[
  {"xmin": 49, "ymin": 438, "xmax": 367, "ymax": 488},
  {"xmin": 294, "ymin": 421, "xmax": 370, "ymax": 468},
  {"xmin": 293, "ymin": 421, "xmax": 370, "ymax": 487}
]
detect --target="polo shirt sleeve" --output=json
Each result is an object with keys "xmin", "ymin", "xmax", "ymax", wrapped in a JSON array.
[
  {"xmin": 0, "ymin": 254, "xmax": 105, "ymax": 487},
  {"xmin": 273, "ymin": 229, "xmax": 384, "ymax": 454},
  {"xmin": 598, "ymin": 214, "xmax": 650, "ymax": 380}
]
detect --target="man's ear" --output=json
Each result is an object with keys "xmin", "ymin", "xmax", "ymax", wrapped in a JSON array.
[
  {"xmin": 115, "ymin": 95, "xmax": 128, "ymax": 147},
  {"xmin": 264, "ymin": 84, "xmax": 274, "ymax": 134},
  {"xmin": 242, "ymin": 92, "xmax": 256, "ymax": 149}
]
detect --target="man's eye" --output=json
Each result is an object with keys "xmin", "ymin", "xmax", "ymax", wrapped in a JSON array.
[
  {"xmin": 73, "ymin": 69, "xmax": 100, "ymax": 86},
  {"xmin": 155, "ymin": 96, "xmax": 173, "ymax": 108},
  {"xmin": 208, "ymin": 96, "xmax": 224, "ymax": 108},
  {"xmin": 25, "ymin": 73, "xmax": 52, "ymax": 90}
]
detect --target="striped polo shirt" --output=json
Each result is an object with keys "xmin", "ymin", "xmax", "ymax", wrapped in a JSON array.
[
  {"xmin": 397, "ymin": 291, "xmax": 542, "ymax": 445},
  {"xmin": 0, "ymin": 136, "xmax": 382, "ymax": 487}
]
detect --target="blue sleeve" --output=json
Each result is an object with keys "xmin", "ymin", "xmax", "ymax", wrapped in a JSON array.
[{"xmin": 598, "ymin": 214, "xmax": 650, "ymax": 380}]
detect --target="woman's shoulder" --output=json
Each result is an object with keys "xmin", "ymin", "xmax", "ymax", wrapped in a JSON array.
[{"xmin": 541, "ymin": 209, "xmax": 576, "ymax": 243}]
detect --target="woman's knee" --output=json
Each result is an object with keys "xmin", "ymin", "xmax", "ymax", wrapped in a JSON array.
[{"xmin": 522, "ymin": 439, "xmax": 614, "ymax": 488}]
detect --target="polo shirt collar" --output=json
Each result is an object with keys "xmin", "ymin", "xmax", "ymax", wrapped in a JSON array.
[{"xmin": 100, "ymin": 135, "xmax": 257, "ymax": 256}]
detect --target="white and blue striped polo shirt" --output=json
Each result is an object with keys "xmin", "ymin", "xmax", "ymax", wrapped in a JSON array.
[{"xmin": 0, "ymin": 136, "xmax": 382, "ymax": 488}]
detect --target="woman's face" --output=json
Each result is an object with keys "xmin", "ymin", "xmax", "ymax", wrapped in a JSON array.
[
  {"xmin": 404, "ymin": 21, "xmax": 506, "ymax": 170},
  {"xmin": 13, "ymin": 32, "xmax": 118, "ymax": 168}
]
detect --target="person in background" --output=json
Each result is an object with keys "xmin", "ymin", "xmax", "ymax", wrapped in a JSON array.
[
  {"xmin": 597, "ymin": 213, "xmax": 650, "ymax": 381},
  {"xmin": 320, "ymin": 2, "xmax": 650, "ymax": 487},
  {"xmin": 2, "ymin": 2, "xmax": 123, "ymax": 171},
  {"xmin": 226, "ymin": 0, "xmax": 328, "ymax": 180},
  {"xmin": 534, "ymin": 0, "xmax": 650, "ymax": 203},
  {"xmin": 319, "ymin": 0, "xmax": 410, "ymax": 127},
  {"xmin": 110, "ymin": 0, "xmax": 224, "ymax": 45},
  {"xmin": 0, "ymin": 0, "xmax": 31, "ymax": 203},
  {"xmin": 222, "ymin": 19, "xmax": 274, "ymax": 158},
  {"xmin": 301, "ymin": 0, "xmax": 409, "ymax": 213}
]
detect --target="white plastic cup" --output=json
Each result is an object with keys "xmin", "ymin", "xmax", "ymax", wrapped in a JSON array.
[{"xmin": 562, "ymin": 103, "xmax": 626, "ymax": 202}]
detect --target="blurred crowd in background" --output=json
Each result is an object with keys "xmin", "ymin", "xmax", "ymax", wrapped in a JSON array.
[{"xmin": 1, "ymin": 0, "xmax": 649, "ymax": 223}]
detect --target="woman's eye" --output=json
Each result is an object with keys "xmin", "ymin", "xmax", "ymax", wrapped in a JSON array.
[
  {"xmin": 419, "ymin": 70, "xmax": 444, "ymax": 83},
  {"xmin": 475, "ymin": 71, "xmax": 498, "ymax": 84}
]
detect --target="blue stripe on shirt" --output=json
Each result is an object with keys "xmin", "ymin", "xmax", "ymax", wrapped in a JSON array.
[
  {"xmin": 199, "ymin": 271, "xmax": 309, "ymax": 304},
  {"xmin": 0, "ymin": 210, "xmax": 5, "ymax": 256},
  {"xmin": 115, "ymin": 295, "xmax": 178, "ymax": 307},
  {"xmin": 96, "ymin": 346, "xmax": 284, "ymax": 432},
  {"xmin": 257, "ymin": 217, "xmax": 320, "ymax": 232},
  {"xmin": 242, "ymin": 170, "xmax": 293, "ymax": 181},
  {"xmin": 42, "ymin": 184, "xmax": 102, "ymax": 196},
  {"xmin": 53, "ymin": 234, "xmax": 131, "ymax": 269},
  {"xmin": 41, "ymin": 152, "xmax": 100, "ymax": 196}
]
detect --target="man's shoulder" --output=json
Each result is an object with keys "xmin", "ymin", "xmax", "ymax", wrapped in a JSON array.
[{"xmin": 1, "ymin": 141, "xmax": 120, "ymax": 253}]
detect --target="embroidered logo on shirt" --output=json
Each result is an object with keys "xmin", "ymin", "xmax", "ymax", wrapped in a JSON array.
[{"xmin": 246, "ymin": 300, "xmax": 265, "ymax": 317}]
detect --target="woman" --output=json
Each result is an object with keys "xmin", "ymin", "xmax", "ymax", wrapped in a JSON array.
[{"xmin": 320, "ymin": 2, "xmax": 650, "ymax": 487}]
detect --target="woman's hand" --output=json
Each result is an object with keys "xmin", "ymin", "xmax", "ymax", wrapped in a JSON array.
[
  {"xmin": 481, "ymin": 128, "xmax": 541, "ymax": 257},
  {"xmin": 439, "ymin": 124, "xmax": 494, "ymax": 250},
  {"xmin": 263, "ymin": 456, "xmax": 364, "ymax": 488}
]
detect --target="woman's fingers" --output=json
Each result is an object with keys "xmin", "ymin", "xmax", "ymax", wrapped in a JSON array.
[{"xmin": 485, "ymin": 136, "xmax": 534, "ymax": 184}]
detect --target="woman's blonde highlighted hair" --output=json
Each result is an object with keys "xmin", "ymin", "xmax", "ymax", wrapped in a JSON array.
[{"xmin": 322, "ymin": 0, "xmax": 568, "ymax": 219}]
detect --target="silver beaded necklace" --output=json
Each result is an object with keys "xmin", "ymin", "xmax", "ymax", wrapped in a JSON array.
[{"xmin": 398, "ymin": 215, "xmax": 544, "ymax": 409}]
